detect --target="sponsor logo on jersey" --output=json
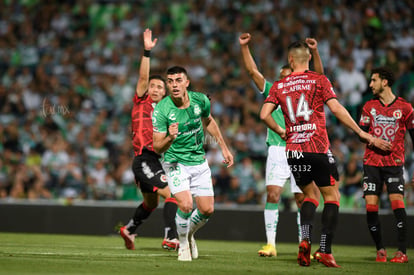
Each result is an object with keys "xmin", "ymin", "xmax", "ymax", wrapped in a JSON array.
[
  {"xmin": 289, "ymin": 123, "xmax": 316, "ymax": 132},
  {"xmin": 169, "ymin": 113, "xmax": 176, "ymax": 121},
  {"xmin": 373, "ymin": 114, "xmax": 396, "ymax": 125},
  {"xmin": 360, "ymin": 115, "xmax": 370, "ymax": 123}
]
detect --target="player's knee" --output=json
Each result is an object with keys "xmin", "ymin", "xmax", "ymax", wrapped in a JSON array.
[
  {"xmin": 267, "ymin": 191, "xmax": 281, "ymax": 203},
  {"xmin": 144, "ymin": 200, "xmax": 158, "ymax": 209},
  {"xmin": 179, "ymin": 201, "xmax": 193, "ymax": 213},
  {"xmin": 199, "ymin": 207, "xmax": 214, "ymax": 217},
  {"xmin": 158, "ymin": 186, "xmax": 172, "ymax": 199},
  {"xmin": 295, "ymin": 198, "xmax": 303, "ymax": 208}
]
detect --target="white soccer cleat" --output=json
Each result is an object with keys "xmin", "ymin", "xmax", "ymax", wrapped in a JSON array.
[
  {"xmin": 189, "ymin": 235, "xmax": 198, "ymax": 259},
  {"xmin": 178, "ymin": 243, "xmax": 192, "ymax": 261}
]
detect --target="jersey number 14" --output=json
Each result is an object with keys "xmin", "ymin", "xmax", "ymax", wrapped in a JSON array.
[{"xmin": 286, "ymin": 94, "xmax": 314, "ymax": 123}]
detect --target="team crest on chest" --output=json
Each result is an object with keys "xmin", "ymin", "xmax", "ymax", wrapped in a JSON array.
[
  {"xmin": 194, "ymin": 104, "xmax": 201, "ymax": 115},
  {"xmin": 393, "ymin": 110, "xmax": 402, "ymax": 119}
]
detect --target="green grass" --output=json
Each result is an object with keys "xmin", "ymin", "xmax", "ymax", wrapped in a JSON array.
[{"xmin": 0, "ymin": 233, "xmax": 412, "ymax": 275}]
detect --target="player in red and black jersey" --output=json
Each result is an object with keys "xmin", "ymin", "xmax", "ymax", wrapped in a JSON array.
[
  {"xmin": 261, "ymin": 40, "xmax": 391, "ymax": 267},
  {"xmin": 359, "ymin": 67, "xmax": 413, "ymax": 263},
  {"xmin": 119, "ymin": 29, "xmax": 179, "ymax": 251}
]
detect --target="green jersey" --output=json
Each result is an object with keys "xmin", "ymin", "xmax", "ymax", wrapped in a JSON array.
[
  {"xmin": 152, "ymin": 91, "xmax": 210, "ymax": 165},
  {"xmin": 263, "ymin": 81, "xmax": 286, "ymax": 146}
]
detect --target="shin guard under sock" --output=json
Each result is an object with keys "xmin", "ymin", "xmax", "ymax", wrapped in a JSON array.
[
  {"xmin": 366, "ymin": 204, "xmax": 384, "ymax": 251},
  {"xmin": 300, "ymin": 198, "xmax": 318, "ymax": 242},
  {"xmin": 392, "ymin": 200, "xmax": 407, "ymax": 254},
  {"xmin": 126, "ymin": 203, "xmax": 154, "ymax": 233},
  {"xmin": 164, "ymin": 198, "xmax": 178, "ymax": 239},
  {"xmin": 320, "ymin": 201, "xmax": 339, "ymax": 253}
]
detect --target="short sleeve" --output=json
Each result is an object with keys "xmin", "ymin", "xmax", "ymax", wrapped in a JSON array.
[
  {"xmin": 201, "ymin": 93, "xmax": 211, "ymax": 118},
  {"xmin": 133, "ymin": 93, "xmax": 148, "ymax": 103},
  {"xmin": 405, "ymin": 105, "xmax": 414, "ymax": 130},
  {"xmin": 262, "ymin": 81, "xmax": 272, "ymax": 97},
  {"xmin": 264, "ymin": 82, "xmax": 280, "ymax": 106},
  {"xmin": 359, "ymin": 103, "xmax": 371, "ymax": 127},
  {"xmin": 320, "ymin": 76, "xmax": 337, "ymax": 103}
]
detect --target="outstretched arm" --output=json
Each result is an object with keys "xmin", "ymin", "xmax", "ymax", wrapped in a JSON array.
[
  {"xmin": 239, "ymin": 33, "xmax": 265, "ymax": 91},
  {"xmin": 203, "ymin": 115, "xmax": 234, "ymax": 167},
  {"xmin": 136, "ymin": 28, "xmax": 158, "ymax": 97},
  {"xmin": 326, "ymin": 98, "xmax": 392, "ymax": 151},
  {"xmin": 306, "ymin": 38, "xmax": 324, "ymax": 75}
]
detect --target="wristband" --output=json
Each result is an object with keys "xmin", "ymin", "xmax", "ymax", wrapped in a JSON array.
[{"xmin": 144, "ymin": 49, "xmax": 151, "ymax": 57}]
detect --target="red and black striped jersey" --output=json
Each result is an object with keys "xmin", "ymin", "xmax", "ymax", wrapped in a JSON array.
[
  {"xmin": 131, "ymin": 93, "xmax": 156, "ymax": 156},
  {"xmin": 265, "ymin": 71, "xmax": 337, "ymax": 154},
  {"xmin": 359, "ymin": 97, "xmax": 414, "ymax": 166}
]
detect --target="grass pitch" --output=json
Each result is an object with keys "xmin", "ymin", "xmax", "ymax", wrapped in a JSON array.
[{"xmin": 0, "ymin": 232, "xmax": 412, "ymax": 274}]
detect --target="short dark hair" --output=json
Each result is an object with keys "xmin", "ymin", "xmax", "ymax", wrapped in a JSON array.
[
  {"xmin": 166, "ymin": 66, "xmax": 188, "ymax": 77},
  {"xmin": 149, "ymin": 74, "xmax": 167, "ymax": 97},
  {"xmin": 149, "ymin": 74, "xmax": 166, "ymax": 87},
  {"xmin": 281, "ymin": 64, "xmax": 291, "ymax": 71},
  {"xmin": 287, "ymin": 40, "xmax": 309, "ymax": 52},
  {"xmin": 371, "ymin": 67, "xmax": 395, "ymax": 87}
]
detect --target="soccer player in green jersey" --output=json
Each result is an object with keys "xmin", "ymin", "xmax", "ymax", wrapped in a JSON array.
[
  {"xmin": 152, "ymin": 66, "xmax": 234, "ymax": 261},
  {"xmin": 239, "ymin": 33, "xmax": 324, "ymax": 257}
]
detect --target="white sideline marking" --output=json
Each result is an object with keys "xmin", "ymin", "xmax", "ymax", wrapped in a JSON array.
[
  {"xmin": 3, "ymin": 251, "xmax": 213, "ymax": 257},
  {"xmin": 3, "ymin": 251, "xmax": 170, "ymax": 257}
]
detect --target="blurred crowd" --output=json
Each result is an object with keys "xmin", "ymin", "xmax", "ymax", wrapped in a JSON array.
[{"xmin": 0, "ymin": 0, "xmax": 414, "ymax": 210}]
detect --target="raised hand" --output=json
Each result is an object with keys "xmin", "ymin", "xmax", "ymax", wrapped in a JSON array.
[
  {"xmin": 305, "ymin": 37, "xmax": 318, "ymax": 51},
  {"xmin": 143, "ymin": 28, "xmax": 157, "ymax": 51},
  {"xmin": 239, "ymin": 33, "xmax": 251, "ymax": 46}
]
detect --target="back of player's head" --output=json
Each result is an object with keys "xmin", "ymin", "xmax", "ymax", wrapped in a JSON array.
[
  {"xmin": 371, "ymin": 67, "xmax": 395, "ymax": 87},
  {"xmin": 167, "ymin": 66, "xmax": 188, "ymax": 77},
  {"xmin": 288, "ymin": 40, "xmax": 310, "ymax": 64}
]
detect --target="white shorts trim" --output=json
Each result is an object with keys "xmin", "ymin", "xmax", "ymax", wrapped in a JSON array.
[
  {"xmin": 266, "ymin": 146, "xmax": 302, "ymax": 193},
  {"xmin": 162, "ymin": 160, "xmax": 214, "ymax": 197}
]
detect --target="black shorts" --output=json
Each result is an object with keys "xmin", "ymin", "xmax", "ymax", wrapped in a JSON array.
[
  {"xmin": 132, "ymin": 149, "xmax": 168, "ymax": 193},
  {"xmin": 287, "ymin": 151, "xmax": 339, "ymax": 187},
  {"xmin": 363, "ymin": 165, "xmax": 404, "ymax": 196}
]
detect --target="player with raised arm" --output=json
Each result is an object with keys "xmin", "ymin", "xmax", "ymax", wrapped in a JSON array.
[
  {"xmin": 152, "ymin": 66, "xmax": 233, "ymax": 261},
  {"xmin": 239, "ymin": 33, "xmax": 323, "ymax": 257},
  {"xmin": 360, "ymin": 67, "xmax": 413, "ymax": 263},
  {"xmin": 119, "ymin": 29, "xmax": 179, "ymax": 251},
  {"xmin": 260, "ymin": 41, "xmax": 392, "ymax": 267}
]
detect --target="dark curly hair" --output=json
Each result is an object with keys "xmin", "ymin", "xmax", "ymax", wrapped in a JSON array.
[{"xmin": 371, "ymin": 67, "xmax": 395, "ymax": 87}]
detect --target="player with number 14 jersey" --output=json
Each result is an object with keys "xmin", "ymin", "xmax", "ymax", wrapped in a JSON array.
[{"xmin": 265, "ymin": 71, "xmax": 337, "ymax": 154}]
